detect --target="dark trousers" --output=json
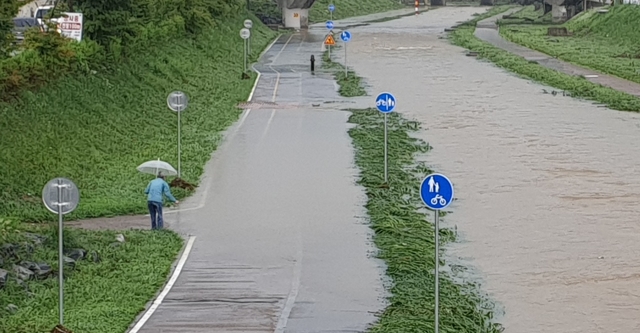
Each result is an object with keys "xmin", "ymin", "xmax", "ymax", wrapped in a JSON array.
[{"xmin": 148, "ymin": 201, "xmax": 164, "ymax": 230}]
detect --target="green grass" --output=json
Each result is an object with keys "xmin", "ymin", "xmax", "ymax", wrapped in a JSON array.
[
  {"xmin": 321, "ymin": 46, "xmax": 367, "ymax": 97},
  {"xmin": 500, "ymin": 5, "xmax": 640, "ymax": 85},
  {"xmin": 448, "ymin": 8, "xmax": 640, "ymax": 112},
  {"xmin": 309, "ymin": 0, "xmax": 405, "ymax": 23},
  {"xmin": 0, "ymin": 16, "xmax": 278, "ymax": 223},
  {"xmin": 0, "ymin": 222, "xmax": 184, "ymax": 332},
  {"xmin": 346, "ymin": 110, "xmax": 502, "ymax": 333}
]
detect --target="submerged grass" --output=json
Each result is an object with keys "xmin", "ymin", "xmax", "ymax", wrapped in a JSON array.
[
  {"xmin": 0, "ymin": 224, "xmax": 183, "ymax": 332},
  {"xmin": 321, "ymin": 47, "xmax": 367, "ymax": 97},
  {"xmin": 500, "ymin": 5, "xmax": 640, "ymax": 85},
  {"xmin": 449, "ymin": 7, "xmax": 640, "ymax": 112},
  {"xmin": 347, "ymin": 109, "xmax": 502, "ymax": 332}
]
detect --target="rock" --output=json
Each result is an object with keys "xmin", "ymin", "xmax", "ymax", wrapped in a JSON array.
[
  {"xmin": 16, "ymin": 278, "xmax": 30, "ymax": 291},
  {"xmin": 24, "ymin": 232, "xmax": 47, "ymax": 245},
  {"xmin": 115, "ymin": 234, "xmax": 125, "ymax": 243},
  {"xmin": 13, "ymin": 265, "xmax": 34, "ymax": 281},
  {"xmin": 0, "ymin": 255, "xmax": 4, "ymax": 266},
  {"xmin": 63, "ymin": 256, "xmax": 76, "ymax": 269},
  {"xmin": 66, "ymin": 249, "xmax": 86, "ymax": 261},
  {"xmin": 89, "ymin": 250, "xmax": 101, "ymax": 263},
  {"xmin": 31, "ymin": 263, "xmax": 52, "ymax": 279},
  {"xmin": 0, "ymin": 269, "xmax": 8, "ymax": 288},
  {"xmin": 0, "ymin": 243, "xmax": 19, "ymax": 259},
  {"xmin": 6, "ymin": 304, "xmax": 18, "ymax": 314}
]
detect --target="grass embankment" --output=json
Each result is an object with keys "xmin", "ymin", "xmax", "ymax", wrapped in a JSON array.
[
  {"xmin": 310, "ymin": 0, "xmax": 405, "ymax": 23},
  {"xmin": 329, "ymin": 33, "xmax": 501, "ymax": 332},
  {"xmin": 0, "ymin": 220, "xmax": 183, "ymax": 332},
  {"xmin": 449, "ymin": 6, "xmax": 640, "ymax": 111},
  {"xmin": 0, "ymin": 17, "xmax": 277, "ymax": 223},
  {"xmin": 321, "ymin": 47, "xmax": 367, "ymax": 97},
  {"xmin": 501, "ymin": 5, "xmax": 640, "ymax": 85}
]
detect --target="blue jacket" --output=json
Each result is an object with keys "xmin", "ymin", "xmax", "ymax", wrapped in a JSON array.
[{"xmin": 145, "ymin": 178, "xmax": 177, "ymax": 203}]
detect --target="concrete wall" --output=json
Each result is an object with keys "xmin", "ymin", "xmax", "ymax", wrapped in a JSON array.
[
  {"xmin": 282, "ymin": 8, "xmax": 309, "ymax": 29},
  {"xmin": 17, "ymin": 0, "xmax": 49, "ymax": 18}
]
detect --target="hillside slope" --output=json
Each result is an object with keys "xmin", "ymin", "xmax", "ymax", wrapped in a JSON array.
[{"xmin": 0, "ymin": 16, "xmax": 277, "ymax": 222}]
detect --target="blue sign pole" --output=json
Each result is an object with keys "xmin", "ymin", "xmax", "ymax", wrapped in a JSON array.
[
  {"xmin": 420, "ymin": 173, "xmax": 454, "ymax": 333},
  {"xmin": 340, "ymin": 31, "xmax": 351, "ymax": 77},
  {"xmin": 375, "ymin": 92, "xmax": 396, "ymax": 183}
]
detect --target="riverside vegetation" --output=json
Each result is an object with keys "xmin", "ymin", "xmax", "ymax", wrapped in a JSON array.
[
  {"xmin": 348, "ymin": 110, "xmax": 503, "ymax": 333},
  {"xmin": 501, "ymin": 5, "xmax": 640, "ymax": 86},
  {"xmin": 449, "ymin": 5, "xmax": 640, "ymax": 112}
]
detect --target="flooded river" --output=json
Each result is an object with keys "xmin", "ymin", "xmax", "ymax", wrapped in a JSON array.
[{"xmin": 344, "ymin": 7, "xmax": 640, "ymax": 333}]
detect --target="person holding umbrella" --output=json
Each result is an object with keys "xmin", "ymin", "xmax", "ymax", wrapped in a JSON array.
[
  {"xmin": 137, "ymin": 159, "xmax": 181, "ymax": 229},
  {"xmin": 144, "ymin": 172, "xmax": 179, "ymax": 230}
]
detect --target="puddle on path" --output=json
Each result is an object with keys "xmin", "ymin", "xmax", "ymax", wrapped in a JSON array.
[{"xmin": 345, "ymin": 7, "xmax": 640, "ymax": 333}]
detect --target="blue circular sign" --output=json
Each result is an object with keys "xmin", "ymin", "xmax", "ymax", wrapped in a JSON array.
[
  {"xmin": 420, "ymin": 173, "xmax": 454, "ymax": 210},
  {"xmin": 375, "ymin": 92, "xmax": 396, "ymax": 113},
  {"xmin": 329, "ymin": 4, "xmax": 335, "ymax": 12},
  {"xmin": 340, "ymin": 30, "xmax": 351, "ymax": 42},
  {"xmin": 326, "ymin": 21, "xmax": 334, "ymax": 30}
]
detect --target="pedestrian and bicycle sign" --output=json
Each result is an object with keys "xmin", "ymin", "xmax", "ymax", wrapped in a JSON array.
[
  {"xmin": 375, "ymin": 92, "xmax": 396, "ymax": 113},
  {"xmin": 329, "ymin": 4, "xmax": 335, "ymax": 12},
  {"xmin": 419, "ymin": 172, "xmax": 454, "ymax": 333},
  {"xmin": 340, "ymin": 31, "xmax": 351, "ymax": 42},
  {"xmin": 326, "ymin": 21, "xmax": 334, "ymax": 30},
  {"xmin": 420, "ymin": 173, "xmax": 454, "ymax": 210},
  {"xmin": 324, "ymin": 34, "xmax": 336, "ymax": 46}
]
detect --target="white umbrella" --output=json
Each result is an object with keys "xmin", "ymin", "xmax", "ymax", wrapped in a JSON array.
[{"xmin": 136, "ymin": 159, "xmax": 177, "ymax": 176}]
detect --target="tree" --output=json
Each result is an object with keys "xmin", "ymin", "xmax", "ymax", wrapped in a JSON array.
[{"xmin": 0, "ymin": 0, "xmax": 20, "ymax": 58}]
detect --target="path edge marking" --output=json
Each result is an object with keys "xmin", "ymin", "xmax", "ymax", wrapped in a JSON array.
[{"xmin": 127, "ymin": 235, "xmax": 197, "ymax": 333}]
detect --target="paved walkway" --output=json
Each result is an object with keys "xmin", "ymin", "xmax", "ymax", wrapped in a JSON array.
[
  {"xmin": 129, "ymin": 17, "xmax": 389, "ymax": 333},
  {"xmin": 474, "ymin": 9, "xmax": 640, "ymax": 97}
]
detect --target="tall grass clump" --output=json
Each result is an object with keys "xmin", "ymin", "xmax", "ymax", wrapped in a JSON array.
[{"xmin": 347, "ymin": 109, "xmax": 503, "ymax": 333}]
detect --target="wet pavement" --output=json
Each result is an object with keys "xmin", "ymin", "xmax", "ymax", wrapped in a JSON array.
[
  {"xmin": 344, "ymin": 6, "xmax": 640, "ymax": 333},
  {"xmin": 133, "ymin": 28, "xmax": 386, "ymax": 333},
  {"xmin": 475, "ymin": 9, "xmax": 640, "ymax": 97}
]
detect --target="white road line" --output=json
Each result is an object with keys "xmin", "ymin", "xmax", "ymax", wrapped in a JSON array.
[
  {"xmin": 274, "ymin": 236, "xmax": 304, "ymax": 333},
  {"xmin": 128, "ymin": 236, "xmax": 196, "ymax": 333},
  {"xmin": 272, "ymin": 34, "xmax": 294, "ymax": 65}
]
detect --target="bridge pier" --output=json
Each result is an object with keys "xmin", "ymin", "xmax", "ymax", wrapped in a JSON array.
[{"xmin": 282, "ymin": 8, "xmax": 309, "ymax": 29}]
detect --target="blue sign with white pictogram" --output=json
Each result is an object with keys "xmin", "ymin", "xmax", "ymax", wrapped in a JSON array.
[
  {"xmin": 375, "ymin": 92, "xmax": 396, "ymax": 113},
  {"xmin": 340, "ymin": 30, "xmax": 351, "ymax": 42},
  {"xmin": 326, "ymin": 21, "xmax": 334, "ymax": 29},
  {"xmin": 420, "ymin": 173, "xmax": 454, "ymax": 210},
  {"xmin": 329, "ymin": 4, "xmax": 335, "ymax": 11}
]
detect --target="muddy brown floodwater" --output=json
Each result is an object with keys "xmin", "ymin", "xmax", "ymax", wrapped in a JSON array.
[{"xmin": 343, "ymin": 7, "xmax": 640, "ymax": 333}]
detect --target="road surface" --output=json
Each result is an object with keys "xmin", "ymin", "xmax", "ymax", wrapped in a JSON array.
[{"xmin": 132, "ymin": 26, "xmax": 386, "ymax": 333}]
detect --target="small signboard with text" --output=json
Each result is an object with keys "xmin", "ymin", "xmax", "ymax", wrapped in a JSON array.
[{"xmin": 58, "ymin": 12, "xmax": 83, "ymax": 42}]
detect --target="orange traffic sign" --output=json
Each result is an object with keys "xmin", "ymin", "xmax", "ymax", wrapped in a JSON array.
[{"xmin": 324, "ymin": 34, "xmax": 336, "ymax": 46}]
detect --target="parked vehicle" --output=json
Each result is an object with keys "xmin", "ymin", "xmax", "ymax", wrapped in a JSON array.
[{"xmin": 12, "ymin": 17, "xmax": 39, "ymax": 43}]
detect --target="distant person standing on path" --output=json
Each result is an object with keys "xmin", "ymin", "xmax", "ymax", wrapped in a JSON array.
[{"xmin": 144, "ymin": 173, "xmax": 179, "ymax": 230}]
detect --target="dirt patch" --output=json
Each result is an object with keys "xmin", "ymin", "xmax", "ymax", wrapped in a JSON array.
[
  {"xmin": 50, "ymin": 325, "xmax": 73, "ymax": 333},
  {"xmin": 169, "ymin": 178, "xmax": 196, "ymax": 191},
  {"xmin": 66, "ymin": 215, "xmax": 150, "ymax": 231}
]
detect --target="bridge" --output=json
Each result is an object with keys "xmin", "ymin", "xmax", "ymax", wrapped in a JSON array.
[{"xmin": 277, "ymin": 0, "xmax": 316, "ymax": 29}]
